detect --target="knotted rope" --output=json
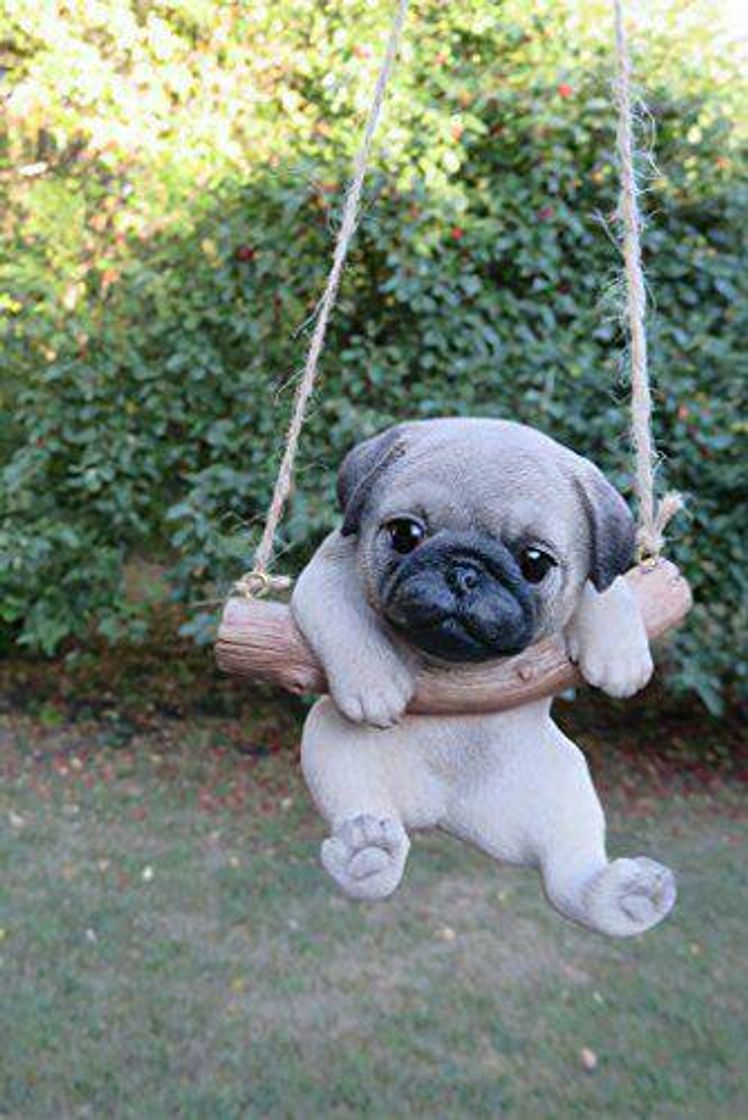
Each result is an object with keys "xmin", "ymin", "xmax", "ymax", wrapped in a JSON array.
[
  {"xmin": 232, "ymin": 0, "xmax": 680, "ymax": 601},
  {"xmin": 613, "ymin": 0, "xmax": 682, "ymax": 559},
  {"xmin": 233, "ymin": 0, "xmax": 411, "ymax": 599}
]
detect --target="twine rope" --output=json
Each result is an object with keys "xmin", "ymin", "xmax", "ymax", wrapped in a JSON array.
[
  {"xmin": 233, "ymin": 0, "xmax": 410, "ymax": 598},
  {"xmin": 613, "ymin": 0, "xmax": 682, "ymax": 560}
]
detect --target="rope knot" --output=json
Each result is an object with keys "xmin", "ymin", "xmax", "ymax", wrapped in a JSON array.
[
  {"xmin": 232, "ymin": 570, "xmax": 293, "ymax": 599},
  {"xmin": 635, "ymin": 491, "xmax": 684, "ymax": 563}
]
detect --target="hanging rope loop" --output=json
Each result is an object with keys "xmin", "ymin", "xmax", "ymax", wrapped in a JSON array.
[
  {"xmin": 232, "ymin": 0, "xmax": 411, "ymax": 599},
  {"xmin": 612, "ymin": 0, "xmax": 683, "ymax": 562},
  {"xmin": 229, "ymin": 0, "xmax": 683, "ymax": 604}
]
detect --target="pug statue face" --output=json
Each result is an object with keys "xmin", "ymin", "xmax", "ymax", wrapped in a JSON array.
[{"xmin": 337, "ymin": 418, "xmax": 635, "ymax": 663}]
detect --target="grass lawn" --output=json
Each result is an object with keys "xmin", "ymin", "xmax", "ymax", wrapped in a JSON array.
[{"xmin": 1, "ymin": 664, "xmax": 746, "ymax": 1119}]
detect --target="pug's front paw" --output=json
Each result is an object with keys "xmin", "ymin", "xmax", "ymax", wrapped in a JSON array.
[
  {"xmin": 328, "ymin": 658, "xmax": 416, "ymax": 729},
  {"xmin": 565, "ymin": 578, "xmax": 653, "ymax": 699},
  {"xmin": 567, "ymin": 633, "xmax": 654, "ymax": 699}
]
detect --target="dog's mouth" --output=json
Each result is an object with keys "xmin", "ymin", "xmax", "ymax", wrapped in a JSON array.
[
  {"xmin": 396, "ymin": 613, "xmax": 531, "ymax": 662},
  {"xmin": 384, "ymin": 598, "xmax": 533, "ymax": 662},
  {"xmin": 381, "ymin": 535, "xmax": 536, "ymax": 663}
]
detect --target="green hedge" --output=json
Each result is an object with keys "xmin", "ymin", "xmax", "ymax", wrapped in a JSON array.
[{"xmin": 1, "ymin": 1, "xmax": 745, "ymax": 709}]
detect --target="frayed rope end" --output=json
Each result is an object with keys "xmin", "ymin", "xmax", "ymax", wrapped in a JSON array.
[{"xmin": 636, "ymin": 491, "xmax": 685, "ymax": 562}]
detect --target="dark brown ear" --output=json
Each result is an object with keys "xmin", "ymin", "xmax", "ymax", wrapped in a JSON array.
[
  {"xmin": 574, "ymin": 467, "xmax": 636, "ymax": 591},
  {"xmin": 338, "ymin": 426, "xmax": 406, "ymax": 536}
]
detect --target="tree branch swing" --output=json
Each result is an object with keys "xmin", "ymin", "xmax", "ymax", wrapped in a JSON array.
[{"xmin": 215, "ymin": 0, "xmax": 692, "ymax": 709}]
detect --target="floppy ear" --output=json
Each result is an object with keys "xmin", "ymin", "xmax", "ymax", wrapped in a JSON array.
[
  {"xmin": 338, "ymin": 426, "xmax": 406, "ymax": 536},
  {"xmin": 574, "ymin": 466, "xmax": 636, "ymax": 591}
]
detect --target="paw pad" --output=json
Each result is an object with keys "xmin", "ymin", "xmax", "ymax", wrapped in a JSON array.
[{"xmin": 321, "ymin": 813, "xmax": 410, "ymax": 900}]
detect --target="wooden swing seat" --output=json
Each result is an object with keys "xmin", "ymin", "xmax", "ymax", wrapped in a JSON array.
[{"xmin": 215, "ymin": 558, "xmax": 692, "ymax": 715}]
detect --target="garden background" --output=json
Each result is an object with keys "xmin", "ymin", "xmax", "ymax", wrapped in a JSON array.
[{"xmin": 1, "ymin": 2, "xmax": 746, "ymax": 1116}]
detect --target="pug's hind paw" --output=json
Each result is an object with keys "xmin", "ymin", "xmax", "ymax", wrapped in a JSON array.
[
  {"xmin": 583, "ymin": 857, "xmax": 676, "ymax": 938},
  {"xmin": 321, "ymin": 814, "xmax": 410, "ymax": 901}
]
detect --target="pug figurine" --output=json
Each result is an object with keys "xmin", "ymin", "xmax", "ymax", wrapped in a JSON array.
[{"xmin": 291, "ymin": 418, "xmax": 676, "ymax": 937}]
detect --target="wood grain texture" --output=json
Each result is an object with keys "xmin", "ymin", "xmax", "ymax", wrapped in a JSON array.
[{"xmin": 215, "ymin": 558, "xmax": 692, "ymax": 714}]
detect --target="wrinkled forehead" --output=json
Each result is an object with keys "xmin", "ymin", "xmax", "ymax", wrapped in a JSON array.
[{"xmin": 375, "ymin": 444, "xmax": 580, "ymax": 549}]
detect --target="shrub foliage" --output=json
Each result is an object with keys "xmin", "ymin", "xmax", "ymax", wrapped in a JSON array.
[{"xmin": 1, "ymin": 1, "xmax": 745, "ymax": 708}]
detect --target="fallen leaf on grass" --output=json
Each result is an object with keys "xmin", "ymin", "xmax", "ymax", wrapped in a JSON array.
[{"xmin": 580, "ymin": 1047, "xmax": 598, "ymax": 1072}]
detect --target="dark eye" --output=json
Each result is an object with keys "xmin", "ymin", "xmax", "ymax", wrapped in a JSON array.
[
  {"xmin": 385, "ymin": 518, "xmax": 425, "ymax": 555},
  {"xmin": 520, "ymin": 547, "xmax": 556, "ymax": 583}
]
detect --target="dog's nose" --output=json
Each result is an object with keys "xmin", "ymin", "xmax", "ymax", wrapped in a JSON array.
[{"xmin": 448, "ymin": 560, "xmax": 482, "ymax": 597}]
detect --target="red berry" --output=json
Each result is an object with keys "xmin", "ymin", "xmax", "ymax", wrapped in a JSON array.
[
  {"xmin": 557, "ymin": 83, "xmax": 573, "ymax": 98},
  {"xmin": 235, "ymin": 245, "xmax": 255, "ymax": 262},
  {"xmin": 450, "ymin": 226, "xmax": 465, "ymax": 240}
]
